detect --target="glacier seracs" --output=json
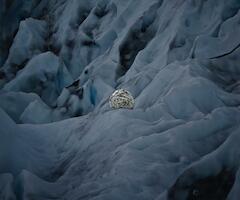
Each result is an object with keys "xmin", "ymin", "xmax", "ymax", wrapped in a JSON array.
[{"xmin": 1, "ymin": 0, "xmax": 240, "ymax": 199}]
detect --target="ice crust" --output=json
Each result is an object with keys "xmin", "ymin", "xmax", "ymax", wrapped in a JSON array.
[{"xmin": 1, "ymin": 0, "xmax": 240, "ymax": 199}]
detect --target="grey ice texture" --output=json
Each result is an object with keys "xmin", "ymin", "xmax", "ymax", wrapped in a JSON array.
[{"xmin": 0, "ymin": 0, "xmax": 240, "ymax": 199}]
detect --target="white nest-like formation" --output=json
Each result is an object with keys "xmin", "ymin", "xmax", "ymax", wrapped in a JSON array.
[{"xmin": 109, "ymin": 89, "xmax": 134, "ymax": 109}]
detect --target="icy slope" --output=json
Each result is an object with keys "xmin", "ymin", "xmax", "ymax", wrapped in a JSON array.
[{"xmin": 1, "ymin": 0, "xmax": 240, "ymax": 199}]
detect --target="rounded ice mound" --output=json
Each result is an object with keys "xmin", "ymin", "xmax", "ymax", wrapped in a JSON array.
[{"xmin": 109, "ymin": 89, "xmax": 134, "ymax": 109}]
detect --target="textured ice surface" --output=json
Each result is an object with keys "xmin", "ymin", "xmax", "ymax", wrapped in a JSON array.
[
  {"xmin": 1, "ymin": 0, "xmax": 240, "ymax": 199},
  {"xmin": 2, "ymin": 18, "xmax": 47, "ymax": 81}
]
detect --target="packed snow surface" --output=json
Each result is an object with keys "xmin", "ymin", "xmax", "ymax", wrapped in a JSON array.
[{"xmin": 1, "ymin": 0, "xmax": 240, "ymax": 199}]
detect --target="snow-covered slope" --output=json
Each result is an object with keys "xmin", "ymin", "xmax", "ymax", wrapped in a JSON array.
[{"xmin": 1, "ymin": 0, "xmax": 240, "ymax": 199}]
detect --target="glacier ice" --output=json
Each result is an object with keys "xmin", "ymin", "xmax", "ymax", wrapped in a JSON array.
[
  {"xmin": 2, "ymin": 18, "xmax": 47, "ymax": 82},
  {"xmin": 1, "ymin": 0, "xmax": 240, "ymax": 199}
]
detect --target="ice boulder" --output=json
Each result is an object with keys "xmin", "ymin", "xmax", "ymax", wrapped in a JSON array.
[
  {"xmin": 109, "ymin": 89, "xmax": 134, "ymax": 109},
  {"xmin": 2, "ymin": 18, "xmax": 47, "ymax": 80},
  {"xmin": 3, "ymin": 52, "xmax": 73, "ymax": 105}
]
